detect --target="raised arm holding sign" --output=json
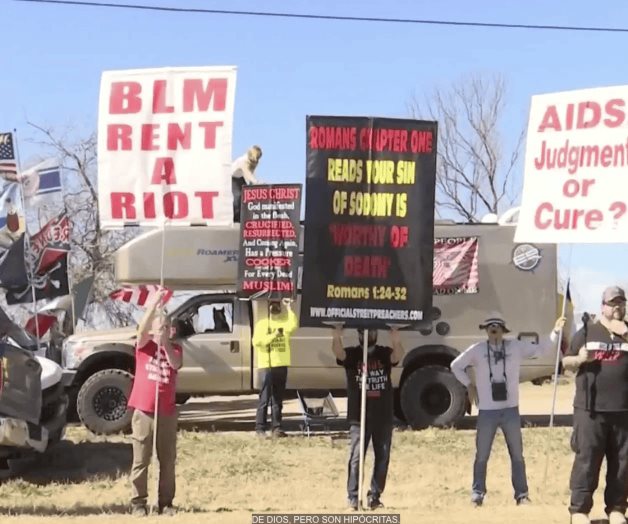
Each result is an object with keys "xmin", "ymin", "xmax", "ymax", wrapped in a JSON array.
[
  {"xmin": 97, "ymin": 65, "xmax": 237, "ymax": 515},
  {"xmin": 515, "ymin": 85, "xmax": 628, "ymax": 524},
  {"xmin": 303, "ymin": 115, "xmax": 437, "ymax": 510}
]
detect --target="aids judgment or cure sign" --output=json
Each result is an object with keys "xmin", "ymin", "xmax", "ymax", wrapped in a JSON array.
[
  {"xmin": 516, "ymin": 85, "xmax": 628, "ymax": 243},
  {"xmin": 300, "ymin": 116, "xmax": 437, "ymax": 328},
  {"xmin": 97, "ymin": 66, "xmax": 237, "ymax": 228}
]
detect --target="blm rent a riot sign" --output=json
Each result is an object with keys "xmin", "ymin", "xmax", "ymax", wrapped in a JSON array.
[
  {"xmin": 300, "ymin": 116, "xmax": 437, "ymax": 328},
  {"xmin": 97, "ymin": 66, "xmax": 237, "ymax": 228}
]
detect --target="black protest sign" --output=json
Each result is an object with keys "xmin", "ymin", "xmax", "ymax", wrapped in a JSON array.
[
  {"xmin": 300, "ymin": 116, "xmax": 437, "ymax": 328},
  {"xmin": 237, "ymin": 184, "xmax": 302, "ymax": 300}
]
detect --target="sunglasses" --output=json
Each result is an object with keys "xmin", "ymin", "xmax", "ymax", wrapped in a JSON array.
[{"xmin": 604, "ymin": 300, "xmax": 626, "ymax": 307}]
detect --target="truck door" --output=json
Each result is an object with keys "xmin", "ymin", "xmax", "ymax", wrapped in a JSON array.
[{"xmin": 175, "ymin": 295, "xmax": 245, "ymax": 392}]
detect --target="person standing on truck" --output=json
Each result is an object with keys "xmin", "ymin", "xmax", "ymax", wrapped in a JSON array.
[
  {"xmin": 128, "ymin": 289, "xmax": 183, "ymax": 517},
  {"xmin": 332, "ymin": 326, "xmax": 404, "ymax": 511},
  {"xmin": 450, "ymin": 311, "xmax": 565, "ymax": 508},
  {"xmin": 562, "ymin": 286, "xmax": 628, "ymax": 524},
  {"xmin": 231, "ymin": 145, "xmax": 262, "ymax": 222},
  {"xmin": 253, "ymin": 298, "xmax": 297, "ymax": 438}
]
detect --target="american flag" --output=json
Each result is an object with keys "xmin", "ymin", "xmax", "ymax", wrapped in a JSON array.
[
  {"xmin": 0, "ymin": 133, "xmax": 17, "ymax": 177},
  {"xmin": 109, "ymin": 285, "xmax": 173, "ymax": 307},
  {"xmin": 433, "ymin": 237, "xmax": 479, "ymax": 295}
]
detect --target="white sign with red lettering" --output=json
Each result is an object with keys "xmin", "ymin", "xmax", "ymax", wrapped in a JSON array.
[
  {"xmin": 515, "ymin": 85, "xmax": 628, "ymax": 243},
  {"xmin": 97, "ymin": 66, "xmax": 237, "ymax": 228}
]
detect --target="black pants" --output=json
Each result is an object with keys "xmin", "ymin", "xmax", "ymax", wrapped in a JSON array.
[
  {"xmin": 569, "ymin": 408, "xmax": 628, "ymax": 515},
  {"xmin": 255, "ymin": 366, "xmax": 288, "ymax": 431},
  {"xmin": 232, "ymin": 177, "xmax": 246, "ymax": 222},
  {"xmin": 347, "ymin": 422, "xmax": 393, "ymax": 500}
]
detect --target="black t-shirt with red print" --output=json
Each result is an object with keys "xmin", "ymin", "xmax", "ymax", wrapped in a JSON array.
[
  {"xmin": 337, "ymin": 345, "xmax": 394, "ymax": 425},
  {"xmin": 568, "ymin": 320, "xmax": 628, "ymax": 412}
]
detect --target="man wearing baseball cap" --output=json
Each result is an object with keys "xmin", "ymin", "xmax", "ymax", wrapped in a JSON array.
[
  {"xmin": 451, "ymin": 311, "xmax": 565, "ymax": 507},
  {"xmin": 563, "ymin": 286, "xmax": 628, "ymax": 524}
]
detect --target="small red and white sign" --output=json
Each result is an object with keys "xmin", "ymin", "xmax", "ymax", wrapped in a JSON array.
[
  {"xmin": 97, "ymin": 66, "xmax": 237, "ymax": 228},
  {"xmin": 516, "ymin": 85, "xmax": 628, "ymax": 243}
]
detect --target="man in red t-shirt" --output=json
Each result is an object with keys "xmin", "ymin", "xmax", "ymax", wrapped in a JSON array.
[{"xmin": 128, "ymin": 289, "xmax": 182, "ymax": 516}]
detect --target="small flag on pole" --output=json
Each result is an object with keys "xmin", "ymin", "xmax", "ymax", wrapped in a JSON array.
[
  {"xmin": 30, "ymin": 212, "xmax": 71, "ymax": 274},
  {"xmin": 35, "ymin": 166, "xmax": 62, "ymax": 196},
  {"xmin": 0, "ymin": 133, "xmax": 18, "ymax": 180},
  {"xmin": 109, "ymin": 285, "xmax": 173, "ymax": 307},
  {"xmin": 25, "ymin": 313, "xmax": 57, "ymax": 338},
  {"xmin": 5, "ymin": 255, "xmax": 70, "ymax": 305},
  {"xmin": 558, "ymin": 279, "xmax": 576, "ymax": 354},
  {"xmin": 18, "ymin": 158, "xmax": 62, "ymax": 198}
]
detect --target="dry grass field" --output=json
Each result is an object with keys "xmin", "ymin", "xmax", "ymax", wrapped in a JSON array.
[{"xmin": 0, "ymin": 381, "xmax": 613, "ymax": 524}]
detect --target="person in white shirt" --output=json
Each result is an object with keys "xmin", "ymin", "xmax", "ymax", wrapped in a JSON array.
[
  {"xmin": 450, "ymin": 311, "xmax": 565, "ymax": 507},
  {"xmin": 231, "ymin": 145, "xmax": 262, "ymax": 222}
]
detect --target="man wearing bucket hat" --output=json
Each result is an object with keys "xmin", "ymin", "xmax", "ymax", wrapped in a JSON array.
[
  {"xmin": 451, "ymin": 311, "xmax": 565, "ymax": 507},
  {"xmin": 562, "ymin": 286, "xmax": 628, "ymax": 524}
]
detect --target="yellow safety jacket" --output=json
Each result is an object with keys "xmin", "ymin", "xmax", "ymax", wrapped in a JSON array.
[{"xmin": 252, "ymin": 309, "xmax": 298, "ymax": 368}]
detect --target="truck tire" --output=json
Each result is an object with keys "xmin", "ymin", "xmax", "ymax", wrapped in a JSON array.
[
  {"xmin": 77, "ymin": 369, "xmax": 133, "ymax": 435},
  {"xmin": 400, "ymin": 365, "xmax": 467, "ymax": 430}
]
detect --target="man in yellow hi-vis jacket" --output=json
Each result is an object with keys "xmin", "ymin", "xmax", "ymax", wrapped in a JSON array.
[{"xmin": 253, "ymin": 299, "xmax": 298, "ymax": 438}]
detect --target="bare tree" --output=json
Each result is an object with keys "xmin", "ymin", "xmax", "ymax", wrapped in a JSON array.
[
  {"xmin": 408, "ymin": 73, "xmax": 523, "ymax": 222},
  {"xmin": 27, "ymin": 123, "xmax": 138, "ymax": 328}
]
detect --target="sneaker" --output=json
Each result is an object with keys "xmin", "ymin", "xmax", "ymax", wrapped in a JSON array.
[
  {"xmin": 471, "ymin": 494, "xmax": 483, "ymax": 507},
  {"xmin": 516, "ymin": 496, "xmax": 531, "ymax": 506},
  {"xmin": 255, "ymin": 430, "xmax": 267, "ymax": 438},
  {"xmin": 272, "ymin": 428, "xmax": 287, "ymax": 438},
  {"xmin": 347, "ymin": 498, "xmax": 358, "ymax": 511},
  {"xmin": 131, "ymin": 505, "xmax": 147, "ymax": 517},
  {"xmin": 609, "ymin": 511, "xmax": 627, "ymax": 524},
  {"xmin": 367, "ymin": 495, "xmax": 384, "ymax": 510},
  {"xmin": 159, "ymin": 505, "xmax": 177, "ymax": 516},
  {"xmin": 570, "ymin": 513, "xmax": 590, "ymax": 524}
]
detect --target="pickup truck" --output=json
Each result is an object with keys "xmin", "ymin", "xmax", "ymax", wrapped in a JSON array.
[
  {"xmin": 61, "ymin": 216, "xmax": 567, "ymax": 435},
  {"xmin": 0, "ymin": 322, "xmax": 68, "ymax": 474}
]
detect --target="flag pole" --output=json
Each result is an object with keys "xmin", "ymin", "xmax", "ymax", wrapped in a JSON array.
[
  {"xmin": 56, "ymin": 172, "xmax": 76, "ymax": 336},
  {"xmin": 543, "ymin": 244, "xmax": 573, "ymax": 486},
  {"xmin": 150, "ymin": 217, "xmax": 167, "ymax": 515},
  {"xmin": 549, "ymin": 275, "xmax": 571, "ymax": 427},
  {"xmin": 358, "ymin": 328, "xmax": 368, "ymax": 510},
  {"xmin": 12, "ymin": 129, "xmax": 41, "ymax": 352}
]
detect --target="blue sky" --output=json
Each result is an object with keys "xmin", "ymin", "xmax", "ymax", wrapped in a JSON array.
[{"xmin": 3, "ymin": 0, "xmax": 628, "ymax": 315}]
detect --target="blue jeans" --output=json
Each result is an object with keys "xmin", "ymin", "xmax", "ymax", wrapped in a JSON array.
[
  {"xmin": 255, "ymin": 366, "xmax": 288, "ymax": 431},
  {"xmin": 473, "ymin": 407, "xmax": 528, "ymax": 501},
  {"xmin": 347, "ymin": 422, "xmax": 393, "ymax": 500}
]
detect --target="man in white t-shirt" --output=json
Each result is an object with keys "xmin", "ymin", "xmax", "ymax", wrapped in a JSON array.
[
  {"xmin": 450, "ymin": 311, "xmax": 565, "ymax": 507},
  {"xmin": 231, "ymin": 145, "xmax": 262, "ymax": 222}
]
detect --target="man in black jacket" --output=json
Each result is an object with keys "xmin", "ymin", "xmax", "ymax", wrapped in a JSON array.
[{"xmin": 563, "ymin": 286, "xmax": 628, "ymax": 524}]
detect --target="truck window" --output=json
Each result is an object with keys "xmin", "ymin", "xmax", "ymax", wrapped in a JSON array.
[{"xmin": 192, "ymin": 303, "xmax": 233, "ymax": 334}]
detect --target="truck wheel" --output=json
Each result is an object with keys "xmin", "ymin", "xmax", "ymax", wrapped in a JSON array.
[
  {"xmin": 77, "ymin": 369, "xmax": 133, "ymax": 435},
  {"xmin": 400, "ymin": 365, "xmax": 467, "ymax": 430}
]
